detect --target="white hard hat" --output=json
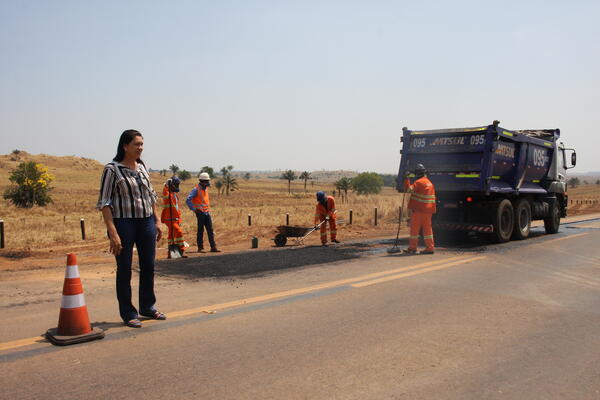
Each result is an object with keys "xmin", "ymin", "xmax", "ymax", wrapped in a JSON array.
[{"xmin": 198, "ymin": 172, "xmax": 211, "ymax": 181}]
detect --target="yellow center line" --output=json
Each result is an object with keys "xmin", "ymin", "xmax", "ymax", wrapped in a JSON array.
[
  {"xmin": 529, "ymin": 232, "xmax": 589, "ymax": 247},
  {"xmin": 352, "ymin": 256, "xmax": 487, "ymax": 288},
  {"xmin": 0, "ymin": 337, "xmax": 45, "ymax": 352},
  {"xmin": 168, "ymin": 255, "xmax": 472, "ymax": 318},
  {"xmin": 0, "ymin": 254, "xmax": 474, "ymax": 352}
]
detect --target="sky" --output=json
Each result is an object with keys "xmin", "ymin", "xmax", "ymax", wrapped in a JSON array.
[{"xmin": 1, "ymin": 0, "xmax": 599, "ymax": 174}]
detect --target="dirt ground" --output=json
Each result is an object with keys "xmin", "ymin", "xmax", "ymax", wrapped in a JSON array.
[{"xmin": 0, "ymin": 223, "xmax": 402, "ymax": 273}]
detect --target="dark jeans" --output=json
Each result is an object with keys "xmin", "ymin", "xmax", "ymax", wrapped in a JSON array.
[
  {"xmin": 195, "ymin": 212, "xmax": 216, "ymax": 249},
  {"xmin": 113, "ymin": 217, "xmax": 157, "ymax": 322}
]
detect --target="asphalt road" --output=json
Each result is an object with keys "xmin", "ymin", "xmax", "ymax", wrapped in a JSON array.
[{"xmin": 2, "ymin": 216, "xmax": 600, "ymax": 399}]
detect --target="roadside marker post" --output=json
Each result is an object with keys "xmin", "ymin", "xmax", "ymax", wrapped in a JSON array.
[
  {"xmin": 80, "ymin": 218, "xmax": 86, "ymax": 240},
  {"xmin": 0, "ymin": 220, "xmax": 4, "ymax": 249}
]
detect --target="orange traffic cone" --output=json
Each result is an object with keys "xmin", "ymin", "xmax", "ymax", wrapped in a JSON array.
[{"xmin": 46, "ymin": 253, "xmax": 104, "ymax": 346}]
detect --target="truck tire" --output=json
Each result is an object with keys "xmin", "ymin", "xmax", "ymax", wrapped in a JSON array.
[
  {"xmin": 544, "ymin": 203, "xmax": 560, "ymax": 234},
  {"xmin": 492, "ymin": 199, "xmax": 514, "ymax": 243},
  {"xmin": 512, "ymin": 198, "xmax": 531, "ymax": 240}
]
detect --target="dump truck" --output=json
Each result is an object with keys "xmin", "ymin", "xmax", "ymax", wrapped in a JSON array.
[{"xmin": 396, "ymin": 121, "xmax": 577, "ymax": 242}]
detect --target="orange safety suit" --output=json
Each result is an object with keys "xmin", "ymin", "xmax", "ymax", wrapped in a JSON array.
[
  {"xmin": 161, "ymin": 184, "xmax": 185, "ymax": 252},
  {"xmin": 404, "ymin": 176, "xmax": 436, "ymax": 252},
  {"xmin": 190, "ymin": 184, "xmax": 210, "ymax": 213},
  {"xmin": 314, "ymin": 196, "xmax": 337, "ymax": 244}
]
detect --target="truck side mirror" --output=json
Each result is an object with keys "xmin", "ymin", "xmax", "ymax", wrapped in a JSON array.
[{"xmin": 571, "ymin": 152, "xmax": 576, "ymax": 167}]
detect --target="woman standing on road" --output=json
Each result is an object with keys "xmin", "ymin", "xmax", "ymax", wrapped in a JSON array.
[{"xmin": 97, "ymin": 130, "xmax": 166, "ymax": 328}]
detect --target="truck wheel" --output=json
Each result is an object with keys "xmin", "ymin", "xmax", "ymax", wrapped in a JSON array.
[
  {"xmin": 544, "ymin": 203, "xmax": 560, "ymax": 234},
  {"xmin": 492, "ymin": 199, "xmax": 514, "ymax": 243},
  {"xmin": 274, "ymin": 234, "xmax": 287, "ymax": 247},
  {"xmin": 512, "ymin": 198, "xmax": 531, "ymax": 240}
]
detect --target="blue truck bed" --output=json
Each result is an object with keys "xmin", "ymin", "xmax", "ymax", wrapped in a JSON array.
[{"xmin": 396, "ymin": 122, "xmax": 560, "ymax": 195}]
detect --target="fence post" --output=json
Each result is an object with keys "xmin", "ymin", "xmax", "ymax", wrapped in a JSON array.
[
  {"xmin": 349, "ymin": 209, "xmax": 353, "ymax": 225},
  {"xmin": 374, "ymin": 207, "xmax": 378, "ymax": 226},
  {"xmin": 286, "ymin": 213, "xmax": 289, "ymax": 225},
  {"xmin": 80, "ymin": 218, "xmax": 86, "ymax": 240},
  {"xmin": 248, "ymin": 214, "xmax": 252, "ymax": 226},
  {"xmin": 0, "ymin": 220, "xmax": 4, "ymax": 249}
]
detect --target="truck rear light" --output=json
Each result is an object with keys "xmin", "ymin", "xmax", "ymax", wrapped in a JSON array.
[{"xmin": 466, "ymin": 196, "xmax": 473, "ymax": 202}]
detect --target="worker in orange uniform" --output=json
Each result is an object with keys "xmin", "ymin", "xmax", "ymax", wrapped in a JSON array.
[
  {"xmin": 186, "ymin": 172, "xmax": 220, "ymax": 253},
  {"xmin": 403, "ymin": 163, "xmax": 436, "ymax": 254},
  {"xmin": 161, "ymin": 176, "xmax": 187, "ymax": 258},
  {"xmin": 315, "ymin": 191, "xmax": 340, "ymax": 246}
]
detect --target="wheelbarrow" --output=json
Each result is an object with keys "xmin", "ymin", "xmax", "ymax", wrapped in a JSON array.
[{"xmin": 273, "ymin": 219, "xmax": 327, "ymax": 247}]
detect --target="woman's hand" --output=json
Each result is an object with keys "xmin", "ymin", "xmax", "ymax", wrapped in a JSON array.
[
  {"xmin": 155, "ymin": 223, "xmax": 162, "ymax": 242},
  {"xmin": 109, "ymin": 232, "xmax": 123, "ymax": 256}
]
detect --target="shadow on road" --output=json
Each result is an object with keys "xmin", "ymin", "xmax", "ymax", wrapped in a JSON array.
[{"xmin": 155, "ymin": 243, "xmax": 376, "ymax": 279}]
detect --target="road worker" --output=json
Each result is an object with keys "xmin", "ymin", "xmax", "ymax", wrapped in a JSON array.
[
  {"xmin": 186, "ymin": 172, "xmax": 220, "ymax": 253},
  {"xmin": 403, "ymin": 163, "xmax": 436, "ymax": 254},
  {"xmin": 161, "ymin": 176, "xmax": 187, "ymax": 258},
  {"xmin": 315, "ymin": 191, "xmax": 340, "ymax": 246}
]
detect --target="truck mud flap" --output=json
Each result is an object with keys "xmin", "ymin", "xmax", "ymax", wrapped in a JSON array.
[{"xmin": 433, "ymin": 221, "xmax": 494, "ymax": 233}]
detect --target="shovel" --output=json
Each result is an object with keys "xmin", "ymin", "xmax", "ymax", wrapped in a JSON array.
[
  {"xmin": 295, "ymin": 219, "xmax": 328, "ymax": 245},
  {"xmin": 167, "ymin": 182, "xmax": 182, "ymax": 259}
]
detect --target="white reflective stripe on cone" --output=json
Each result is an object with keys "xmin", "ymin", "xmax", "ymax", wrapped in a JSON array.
[
  {"xmin": 60, "ymin": 294, "xmax": 86, "ymax": 309},
  {"xmin": 65, "ymin": 265, "xmax": 80, "ymax": 279}
]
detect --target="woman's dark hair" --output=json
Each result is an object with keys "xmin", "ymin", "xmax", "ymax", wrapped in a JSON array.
[{"xmin": 113, "ymin": 130, "xmax": 143, "ymax": 162}]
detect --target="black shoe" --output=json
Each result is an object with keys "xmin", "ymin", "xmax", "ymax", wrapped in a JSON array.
[
  {"xmin": 321, "ymin": 243, "xmax": 328, "ymax": 247},
  {"xmin": 332, "ymin": 239, "xmax": 341, "ymax": 243},
  {"xmin": 198, "ymin": 248, "xmax": 205, "ymax": 253},
  {"xmin": 403, "ymin": 248, "xmax": 417, "ymax": 255},
  {"xmin": 210, "ymin": 248, "xmax": 221, "ymax": 253},
  {"xmin": 420, "ymin": 249, "xmax": 435, "ymax": 255}
]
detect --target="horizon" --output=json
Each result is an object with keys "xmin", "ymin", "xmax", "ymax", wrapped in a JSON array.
[{"xmin": 2, "ymin": 149, "xmax": 600, "ymax": 178}]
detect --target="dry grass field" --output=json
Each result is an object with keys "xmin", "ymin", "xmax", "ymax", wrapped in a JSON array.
[
  {"xmin": 1, "ymin": 152, "xmax": 599, "ymax": 259},
  {"xmin": 0, "ymin": 152, "xmax": 404, "ymax": 257}
]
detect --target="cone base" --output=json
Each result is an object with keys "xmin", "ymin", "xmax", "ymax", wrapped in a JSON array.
[{"xmin": 46, "ymin": 327, "xmax": 104, "ymax": 346}]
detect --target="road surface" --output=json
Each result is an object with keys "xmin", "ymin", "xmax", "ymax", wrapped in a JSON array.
[{"xmin": 1, "ymin": 215, "xmax": 600, "ymax": 399}]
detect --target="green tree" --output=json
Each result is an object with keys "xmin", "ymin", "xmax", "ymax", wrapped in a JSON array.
[
  {"xmin": 351, "ymin": 172, "xmax": 384, "ymax": 195},
  {"xmin": 299, "ymin": 171, "xmax": 311, "ymax": 192},
  {"xmin": 281, "ymin": 170, "xmax": 297, "ymax": 194},
  {"xmin": 378, "ymin": 174, "xmax": 398, "ymax": 187},
  {"xmin": 169, "ymin": 164, "xmax": 179, "ymax": 175},
  {"xmin": 596, "ymin": 179, "xmax": 600, "ymax": 185},
  {"xmin": 3, "ymin": 161, "xmax": 54, "ymax": 207},
  {"xmin": 214, "ymin": 178, "xmax": 224, "ymax": 195},
  {"xmin": 200, "ymin": 166, "xmax": 214, "ymax": 178},
  {"xmin": 568, "ymin": 177, "xmax": 580, "ymax": 188},
  {"xmin": 223, "ymin": 175, "xmax": 238, "ymax": 195},
  {"xmin": 220, "ymin": 165, "xmax": 234, "ymax": 177},
  {"xmin": 334, "ymin": 177, "xmax": 352, "ymax": 203},
  {"xmin": 243, "ymin": 172, "xmax": 251, "ymax": 181},
  {"xmin": 179, "ymin": 170, "xmax": 191, "ymax": 181}
]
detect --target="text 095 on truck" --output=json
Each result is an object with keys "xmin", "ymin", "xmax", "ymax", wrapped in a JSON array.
[{"xmin": 397, "ymin": 120, "xmax": 577, "ymax": 243}]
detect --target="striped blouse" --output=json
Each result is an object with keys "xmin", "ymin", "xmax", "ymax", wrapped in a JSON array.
[{"xmin": 96, "ymin": 161, "xmax": 158, "ymax": 219}]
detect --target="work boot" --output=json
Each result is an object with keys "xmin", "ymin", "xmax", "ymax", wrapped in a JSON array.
[
  {"xmin": 321, "ymin": 243, "xmax": 328, "ymax": 247},
  {"xmin": 420, "ymin": 249, "xmax": 434, "ymax": 255},
  {"xmin": 210, "ymin": 248, "xmax": 221, "ymax": 253},
  {"xmin": 198, "ymin": 247, "xmax": 205, "ymax": 253},
  {"xmin": 332, "ymin": 239, "xmax": 341, "ymax": 244},
  {"xmin": 403, "ymin": 248, "xmax": 417, "ymax": 255}
]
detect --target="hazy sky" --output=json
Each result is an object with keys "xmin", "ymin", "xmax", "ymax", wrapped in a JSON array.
[{"xmin": 1, "ymin": 1, "xmax": 599, "ymax": 173}]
